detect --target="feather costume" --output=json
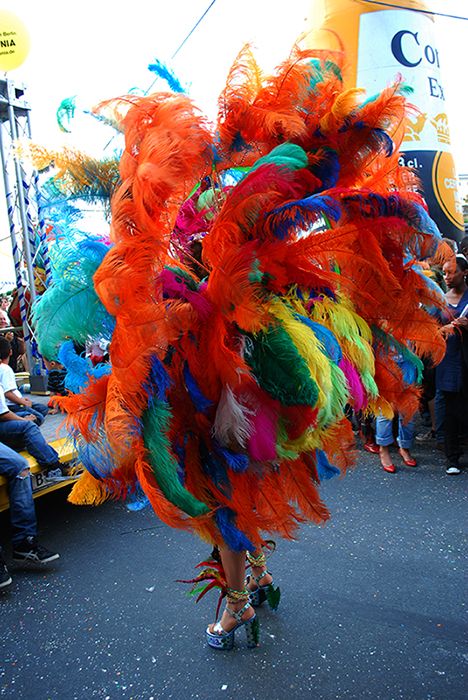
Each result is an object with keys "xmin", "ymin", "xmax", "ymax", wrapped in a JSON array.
[{"xmin": 35, "ymin": 43, "xmax": 448, "ymax": 552}]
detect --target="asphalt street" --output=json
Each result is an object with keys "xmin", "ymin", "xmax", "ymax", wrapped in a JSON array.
[{"xmin": 0, "ymin": 403, "xmax": 466, "ymax": 700}]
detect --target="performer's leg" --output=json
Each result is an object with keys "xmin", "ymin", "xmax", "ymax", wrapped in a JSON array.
[
  {"xmin": 207, "ymin": 549, "xmax": 254, "ymax": 634},
  {"xmin": 247, "ymin": 547, "xmax": 273, "ymax": 591}
]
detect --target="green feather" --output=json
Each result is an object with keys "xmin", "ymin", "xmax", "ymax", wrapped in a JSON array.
[
  {"xmin": 245, "ymin": 326, "xmax": 319, "ymax": 406},
  {"xmin": 317, "ymin": 362, "xmax": 349, "ymax": 427},
  {"xmin": 142, "ymin": 403, "xmax": 209, "ymax": 518}
]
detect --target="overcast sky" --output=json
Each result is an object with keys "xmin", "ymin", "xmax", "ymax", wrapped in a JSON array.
[{"xmin": 1, "ymin": 0, "xmax": 467, "ymax": 284}]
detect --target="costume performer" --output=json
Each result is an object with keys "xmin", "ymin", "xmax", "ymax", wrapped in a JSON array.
[{"xmin": 32, "ymin": 42, "xmax": 448, "ymax": 649}]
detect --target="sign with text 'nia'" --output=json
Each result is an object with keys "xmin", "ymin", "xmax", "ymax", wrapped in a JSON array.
[{"xmin": 0, "ymin": 10, "xmax": 30, "ymax": 72}]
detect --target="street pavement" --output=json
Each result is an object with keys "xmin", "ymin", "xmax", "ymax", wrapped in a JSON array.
[{"xmin": 0, "ymin": 402, "xmax": 466, "ymax": 700}]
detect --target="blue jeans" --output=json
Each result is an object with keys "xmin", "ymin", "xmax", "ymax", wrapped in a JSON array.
[
  {"xmin": 0, "ymin": 441, "xmax": 37, "ymax": 547},
  {"xmin": 375, "ymin": 415, "xmax": 415, "ymax": 449},
  {"xmin": 9, "ymin": 402, "xmax": 48, "ymax": 426},
  {"xmin": 0, "ymin": 420, "xmax": 61, "ymax": 469}
]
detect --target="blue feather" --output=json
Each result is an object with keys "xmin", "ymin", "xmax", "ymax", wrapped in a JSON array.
[
  {"xmin": 227, "ymin": 131, "xmax": 251, "ymax": 154},
  {"xmin": 315, "ymin": 449, "xmax": 340, "ymax": 481},
  {"xmin": 126, "ymin": 483, "xmax": 151, "ymax": 510},
  {"xmin": 144, "ymin": 354, "xmax": 174, "ymax": 404},
  {"xmin": 265, "ymin": 194, "xmax": 341, "ymax": 240},
  {"xmin": 147, "ymin": 59, "xmax": 186, "ymax": 94},
  {"xmin": 71, "ymin": 434, "xmax": 118, "ymax": 480},
  {"xmin": 213, "ymin": 442, "xmax": 249, "ymax": 473},
  {"xmin": 311, "ymin": 149, "xmax": 340, "ymax": 190},
  {"xmin": 58, "ymin": 341, "xmax": 93, "ymax": 393},
  {"xmin": 294, "ymin": 315, "xmax": 343, "ymax": 364},
  {"xmin": 215, "ymin": 507, "xmax": 255, "ymax": 552},
  {"xmin": 202, "ymin": 450, "xmax": 231, "ymax": 496},
  {"xmin": 183, "ymin": 362, "xmax": 213, "ymax": 413}
]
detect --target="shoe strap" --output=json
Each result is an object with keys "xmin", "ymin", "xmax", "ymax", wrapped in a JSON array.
[
  {"xmin": 225, "ymin": 601, "xmax": 251, "ymax": 624},
  {"xmin": 246, "ymin": 550, "xmax": 266, "ymax": 567},
  {"xmin": 250, "ymin": 570, "xmax": 272, "ymax": 586},
  {"xmin": 212, "ymin": 621, "xmax": 228, "ymax": 636}
]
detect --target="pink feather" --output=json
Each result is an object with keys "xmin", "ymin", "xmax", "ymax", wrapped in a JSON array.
[{"xmin": 339, "ymin": 357, "xmax": 367, "ymax": 411}]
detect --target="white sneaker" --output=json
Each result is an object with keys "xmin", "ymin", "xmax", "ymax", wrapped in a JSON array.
[{"xmin": 446, "ymin": 466, "xmax": 460, "ymax": 475}]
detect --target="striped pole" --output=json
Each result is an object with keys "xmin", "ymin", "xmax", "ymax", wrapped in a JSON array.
[
  {"xmin": 25, "ymin": 111, "xmax": 53, "ymax": 287},
  {"xmin": 0, "ymin": 119, "xmax": 33, "ymax": 370},
  {"xmin": 7, "ymin": 84, "xmax": 37, "ymax": 307}
]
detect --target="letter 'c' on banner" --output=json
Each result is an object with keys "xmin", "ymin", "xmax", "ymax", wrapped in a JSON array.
[
  {"xmin": 0, "ymin": 10, "xmax": 30, "ymax": 72},
  {"xmin": 306, "ymin": 0, "xmax": 465, "ymax": 240}
]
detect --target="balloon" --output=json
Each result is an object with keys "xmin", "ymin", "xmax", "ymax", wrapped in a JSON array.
[{"xmin": 0, "ymin": 10, "xmax": 30, "ymax": 72}]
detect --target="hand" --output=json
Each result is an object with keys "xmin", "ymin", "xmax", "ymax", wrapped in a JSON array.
[
  {"xmin": 452, "ymin": 316, "xmax": 468, "ymax": 330},
  {"xmin": 440, "ymin": 323, "xmax": 454, "ymax": 336},
  {"xmin": 23, "ymin": 415, "xmax": 36, "ymax": 422},
  {"xmin": 22, "ymin": 398, "xmax": 33, "ymax": 408}
]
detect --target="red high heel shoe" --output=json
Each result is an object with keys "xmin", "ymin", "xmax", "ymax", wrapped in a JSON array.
[
  {"xmin": 380, "ymin": 458, "xmax": 395, "ymax": 473},
  {"xmin": 398, "ymin": 449, "xmax": 417, "ymax": 467}
]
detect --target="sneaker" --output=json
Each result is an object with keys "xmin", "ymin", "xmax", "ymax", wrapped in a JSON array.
[
  {"xmin": 0, "ymin": 555, "xmax": 12, "ymax": 588},
  {"xmin": 12, "ymin": 537, "xmax": 59, "ymax": 563},
  {"xmin": 45, "ymin": 468, "xmax": 70, "ymax": 483},
  {"xmin": 415, "ymin": 429, "xmax": 435, "ymax": 441},
  {"xmin": 446, "ymin": 465, "xmax": 461, "ymax": 475}
]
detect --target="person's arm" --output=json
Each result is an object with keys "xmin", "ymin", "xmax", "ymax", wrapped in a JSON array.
[
  {"xmin": 16, "ymin": 336, "xmax": 25, "ymax": 355},
  {"xmin": 0, "ymin": 409, "xmax": 36, "ymax": 422},
  {"xmin": 3, "ymin": 389, "xmax": 33, "ymax": 408},
  {"xmin": 452, "ymin": 316, "xmax": 468, "ymax": 330}
]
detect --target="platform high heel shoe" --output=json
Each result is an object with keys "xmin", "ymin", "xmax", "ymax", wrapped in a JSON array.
[
  {"xmin": 246, "ymin": 550, "xmax": 281, "ymax": 611},
  {"xmin": 206, "ymin": 587, "xmax": 259, "ymax": 650}
]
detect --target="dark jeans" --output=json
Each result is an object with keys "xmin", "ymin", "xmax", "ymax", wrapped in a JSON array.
[
  {"xmin": 9, "ymin": 402, "xmax": 49, "ymax": 426},
  {"xmin": 442, "ymin": 390, "xmax": 467, "ymax": 466},
  {"xmin": 0, "ymin": 420, "xmax": 61, "ymax": 470},
  {"xmin": 0, "ymin": 441, "xmax": 36, "ymax": 547}
]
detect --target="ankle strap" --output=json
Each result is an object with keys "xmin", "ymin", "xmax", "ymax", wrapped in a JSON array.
[
  {"xmin": 226, "ymin": 586, "xmax": 249, "ymax": 604},
  {"xmin": 225, "ymin": 601, "xmax": 251, "ymax": 624},
  {"xmin": 250, "ymin": 570, "xmax": 272, "ymax": 586},
  {"xmin": 246, "ymin": 550, "xmax": 266, "ymax": 567}
]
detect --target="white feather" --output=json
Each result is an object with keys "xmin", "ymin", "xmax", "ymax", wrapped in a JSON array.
[{"xmin": 212, "ymin": 384, "xmax": 255, "ymax": 448}]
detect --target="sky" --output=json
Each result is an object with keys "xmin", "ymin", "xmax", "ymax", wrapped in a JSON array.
[{"xmin": 1, "ymin": 0, "xmax": 467, "ymax": 284}]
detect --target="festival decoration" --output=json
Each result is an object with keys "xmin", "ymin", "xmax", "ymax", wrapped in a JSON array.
[{"xmin": 32, "ymin": 41, "xmax": 448, "ymax": 553}]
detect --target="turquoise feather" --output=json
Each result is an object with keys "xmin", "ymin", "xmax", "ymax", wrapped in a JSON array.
[
  {"xmin": 33, "ymin": 236, "xmax": 115, "ymax": 359},
  {"xmin": 249, "ymin": 143, "xmax": 308, "ymax": 174}
]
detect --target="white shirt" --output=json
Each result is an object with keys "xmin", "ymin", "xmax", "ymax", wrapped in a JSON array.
[
  {"xmin": 0, "ymin": 386, "xmax": 9, "ymax": 415},
  {"xmin": 0, "ymin": 363, "xmax": 22, "ymax": 406}
]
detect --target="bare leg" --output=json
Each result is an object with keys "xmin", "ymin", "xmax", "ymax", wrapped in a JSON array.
[
  {"xmin": 207, "ymin": 548, "xmax": 254, "ymax": 634},
  {"xmin": 398, "ymin": 447, "xmax": 415, "ymax": 463},
  {"xmin": 379, "ymin": 445, "xmax": 394, "ymax": 469},
  {"xmin": 247, "ymin": 547, "xmax": 273, "ymax": 591}
]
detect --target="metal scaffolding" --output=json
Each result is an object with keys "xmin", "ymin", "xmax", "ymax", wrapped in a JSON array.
[{"xmin": 0, "ymin": 76, "xmax": 50, "ymax": 387}]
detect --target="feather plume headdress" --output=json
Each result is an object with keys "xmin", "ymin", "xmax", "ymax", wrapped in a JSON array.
[{"xmin": 33, "ymin": 42, "xmax": 448, "ymax": 551}]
